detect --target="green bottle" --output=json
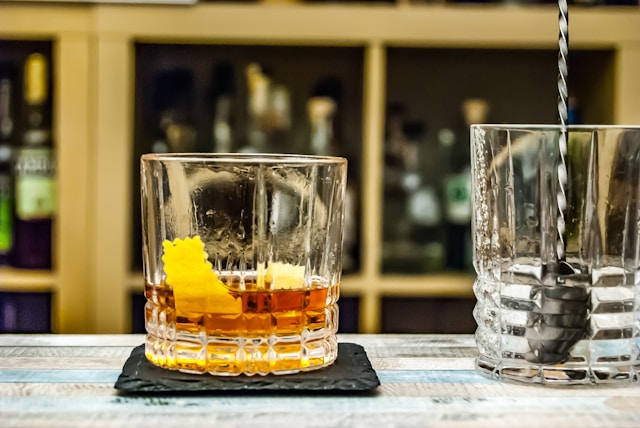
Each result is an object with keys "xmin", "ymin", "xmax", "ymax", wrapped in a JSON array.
[{"xmin": 0, "ymin": 63, "xmax": 16, "ymax": 265}]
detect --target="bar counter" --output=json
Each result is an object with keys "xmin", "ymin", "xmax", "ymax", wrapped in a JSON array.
[{"xmin": 1, "ymin": 334, "xmax": 639, "ymax": 427}]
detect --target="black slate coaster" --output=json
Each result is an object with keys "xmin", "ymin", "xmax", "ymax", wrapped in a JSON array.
[{"xmin": 114, "ymin": 343, "xmax": 380, "ymax": 394}]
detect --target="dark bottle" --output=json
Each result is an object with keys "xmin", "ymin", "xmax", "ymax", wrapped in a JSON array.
[
  {"xmin": 150, "ymin": 67, "xmax": 197, "ymax": 153},
  {"xmin": 567, "ymin": 96, "xmax": 581, "ymax": 126},
  {"xmin": 382, "ymin": 103, "xmax": 410, "ymax": 272},
  {"xmin": 0, "ymin": 63, "xmax": 17, "ymax": 265},
  {"xmin": 12, "ymin": 53, "xmax": 56, "ymax": 269},
  {"xmin": 209, "ymin": 62, "xmax": 235, "ymax": 153},
  {"xmin": 383, "ymin": 116, "xmax": 445, "ymax": 274},
  {"xmin": 442, "ymin": 98, "xmax": 489, "ymax": 272},
  {"xmin": 0, "ymin": 145, "xmax": 12, "ymax": 266},
  {"xmin": 404, "ymin": 120, "xmax": 446, "ymax": 272},
  {"xmin": 0, "ymin": 291, "xmax": 52, "ymax": 332}
]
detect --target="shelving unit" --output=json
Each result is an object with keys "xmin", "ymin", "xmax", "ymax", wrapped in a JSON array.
[{"xmin": 1, "ymin": 3, "xmax": 639, "ymax": 334}]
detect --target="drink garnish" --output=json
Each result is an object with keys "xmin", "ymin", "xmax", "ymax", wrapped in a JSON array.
[
  {"xmin": 258, "ymin": 261, "xmax": 306, "ymax": 290},
  {"xmin": 163, "ymin": 235, "xmax": 308, "ymax": 313},
  {"xmin": 162, "ymin": 236, "xmax": 241, "ymax": 314}
]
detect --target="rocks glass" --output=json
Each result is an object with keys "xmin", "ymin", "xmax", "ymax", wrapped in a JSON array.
[{"xmin": 141, "ymin": 154, "xmax": 347, "ymax": 376}]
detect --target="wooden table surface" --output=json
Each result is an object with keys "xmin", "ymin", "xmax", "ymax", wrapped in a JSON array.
[{"xmin": 1, "ymin": 334, "xmax": 639, "ymax": 427}]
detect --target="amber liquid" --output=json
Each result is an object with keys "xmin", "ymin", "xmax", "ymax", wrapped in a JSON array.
[{"xmin": 144, "ymin": 276, "xmax": 339, "ymax": 375}]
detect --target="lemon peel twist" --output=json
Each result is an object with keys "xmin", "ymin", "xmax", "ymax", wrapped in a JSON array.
[{"xmin": 162, "ymin": 236, "xmax": 240, "ymax": 314}]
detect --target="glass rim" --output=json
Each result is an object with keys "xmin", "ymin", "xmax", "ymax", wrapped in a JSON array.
[
  {"xmin": 470, "ymin": 124, "xmax": 640, "ymax": 131},
  {"xmin": 140, "ymin": 152, "xmax": 347, "ymax": 165}
]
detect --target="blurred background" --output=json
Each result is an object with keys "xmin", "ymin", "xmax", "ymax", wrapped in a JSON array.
[{"xmin": 1, "ymin": 0, "xmax": 639, "ymax": 334}]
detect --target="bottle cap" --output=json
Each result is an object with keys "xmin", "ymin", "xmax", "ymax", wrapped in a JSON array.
[
  {"xmin": 24, "ymin": 53, "xmax": 48, "ymax": 106},
  {"xmin": 462, "ymin": 98, "xmax": 490, "ymax": 125}
]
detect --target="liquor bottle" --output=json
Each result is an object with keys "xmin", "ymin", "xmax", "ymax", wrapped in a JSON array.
[
  {"xmin": 382, "ymin": 103, "xmax": 409, "ymax": 272},
  {"xmin": 307, "ymin": 96, "xmax": 336, "ymax": 156},
  {"xmin": 307, "ymin": 77, "xmax": 358, "ymax": 273},
  {"xmin": 385, "ymin": 117, "xmax": 445, "ymax": 274},
  {"xmin": 383, "ymin": 103, "xmax": 408, "ymax": 193},
  {"xmin": 0, "ymin": 291, "xmax": 51, "ymax": 332},
  {"xmin": 0, "ymin": 145, "xmax": 12, "ymax": 266},
  {"xmin": 151, "ymin": 67, "xmax": 197, "ymax": 153},
  {"xmin": 442, "ymin": 98, "xmax": 489, "ymax": 272},
  {"xmin": 404, "ymin": 120, "xmax": 446, "ymax": 272},
  {"xmin": 567, "ymin": 96, "xmax": 581, "ymax": 125},
  {"xmin": 265, "ymin": 83, "xmax": 292, "ymax": 152},
  {"xmin": 240, "ymin": 63, "xmax": 271, "ymax": 153},
  {"xmin": 308, "ymin": 77, "xmax": 344, "ymax": 153},
  {"xmin": 0, "ymin": 63, "xmax": 16, "ymax": 266},
  {"xmin": 239, "ymin": 63, "xmax": 292, "ymax": 153},
  {"xmin": 12, "ymin": 53, "xmax": 56, "ymax": 269},
  {"xmin": 209, "ymin": 62, "xmax": 235, "ymax": 153}
]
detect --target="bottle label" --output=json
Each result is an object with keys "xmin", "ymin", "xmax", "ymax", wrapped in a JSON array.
[
  {"xmin": 444, "ymin": 171, "xmax": 471, "ymax": 224},
  {"xmin": 14, "ymin": 148, "xmax": 56, "ymax": 220},
  {"xmin": 0, "ymin": 174, "xmax": 12, "ymax": 252},
  {"xmin": 408, "ymin": 186, "xmax": 441, "ymax": 227}
]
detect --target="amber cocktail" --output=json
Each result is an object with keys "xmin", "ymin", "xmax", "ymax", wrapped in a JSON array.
[{"xmin": 140, "ymin": 154, "xmax": 347, "ymax": 376}]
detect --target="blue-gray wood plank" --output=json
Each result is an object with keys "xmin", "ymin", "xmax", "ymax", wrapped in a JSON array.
[{"xmin": 1, "ymin": 334, "xmax": 639, "ymax": 428}]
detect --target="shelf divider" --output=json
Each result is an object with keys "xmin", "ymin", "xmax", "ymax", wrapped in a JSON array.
[
  {"xmin": 55, "ymin": 32, "xmax": 94, "ymax": 333},
  {"xmin": 360, "ymin": 41, "xmax": 386, "ymax": 334},
  {"xmin": 92, "ymin": 34, "xmax": 134, "ymax": 333}
]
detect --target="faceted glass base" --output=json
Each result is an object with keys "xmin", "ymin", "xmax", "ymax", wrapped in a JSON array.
[
  {"xmin": 145, "ymin": 301, "xmax": 339, "ymax": 376},
  {"xmin": 476, "ymin": 353, "xmax": 639, "ymax": 386}
]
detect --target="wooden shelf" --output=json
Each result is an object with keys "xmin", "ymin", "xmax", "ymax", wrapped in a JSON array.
[
  {"xmin": 1, "ymin": 2, "xmax": 639, "ymax": 333},
  {"xmin": 1, "ymin": 4, "xmax": 639, "ymax": 45},
  {"xmin": 0, "ymin": 268, "xmax": 56, "ymax": 292}
]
